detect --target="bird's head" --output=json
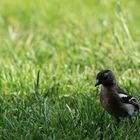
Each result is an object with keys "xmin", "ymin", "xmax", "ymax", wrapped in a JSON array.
[{"xmin": 95, "ymin": 70, "xmax": 116, "ymax": 87}]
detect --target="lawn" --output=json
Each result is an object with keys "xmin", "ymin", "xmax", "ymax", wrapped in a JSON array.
[{"xmin": 0, "ymin": 0, "xmax": 140, "ymax": 139}]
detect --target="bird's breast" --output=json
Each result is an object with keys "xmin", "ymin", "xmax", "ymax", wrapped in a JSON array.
[{"xmin": 100, "ymin": 92, "xmax": 126, "ymax": 117}]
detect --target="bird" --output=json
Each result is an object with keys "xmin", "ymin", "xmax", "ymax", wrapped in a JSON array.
[{"xmin": 95, "ymin": 69, "xmax": 139, "ymax": 123}]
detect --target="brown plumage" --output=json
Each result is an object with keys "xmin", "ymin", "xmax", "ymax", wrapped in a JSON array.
[{"xmin": 95, "ymin": 70, "xmax": 139, "ymax": 123}]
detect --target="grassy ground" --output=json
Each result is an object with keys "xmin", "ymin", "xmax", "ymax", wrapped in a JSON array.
[{"xmin": 0, "ymin": 0, "xmax": 140, "ymax": 139}]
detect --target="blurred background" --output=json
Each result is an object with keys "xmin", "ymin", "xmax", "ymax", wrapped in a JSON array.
[{"xmin": 0, "ymin": 0, "xmax": 140, "ymax": 93}]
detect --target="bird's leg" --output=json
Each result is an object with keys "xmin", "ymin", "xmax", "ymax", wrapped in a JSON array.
[
  {"xmin": 128, "ymin": 116, "xmax": 133, "ymax": 124},
  {"xmin": 115, "ymin": 117, "xmax": 120, "ymax": 125}
]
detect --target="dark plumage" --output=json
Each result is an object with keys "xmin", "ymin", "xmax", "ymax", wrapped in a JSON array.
[{"xmin": 95, "ymin": 70, "xmax": 139, "ymax": 123}]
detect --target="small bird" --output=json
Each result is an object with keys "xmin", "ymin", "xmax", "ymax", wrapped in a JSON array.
[{"xmin": 95, "ymin": 70, "xmax": 139, "ymax": 123}]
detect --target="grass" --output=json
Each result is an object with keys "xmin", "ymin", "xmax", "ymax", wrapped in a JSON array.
[{"xmin": 0, "ymin": 0, "xmax": 140, "ymax": 139}]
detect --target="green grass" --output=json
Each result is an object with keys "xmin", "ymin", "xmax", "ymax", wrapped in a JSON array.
[{"xmin": 1, "ymin": 0, "xmax": 140, "ymax": 139}]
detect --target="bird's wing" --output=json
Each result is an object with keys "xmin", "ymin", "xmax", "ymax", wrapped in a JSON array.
[{"xmin": 118, "ymin": 93, "xmax": 139, "ymax": 111}]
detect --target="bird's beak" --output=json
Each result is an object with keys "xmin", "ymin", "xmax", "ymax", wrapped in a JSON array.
[{"xmin": 95, "ymin": 79, "xmax": 100, "ymax": 87}]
